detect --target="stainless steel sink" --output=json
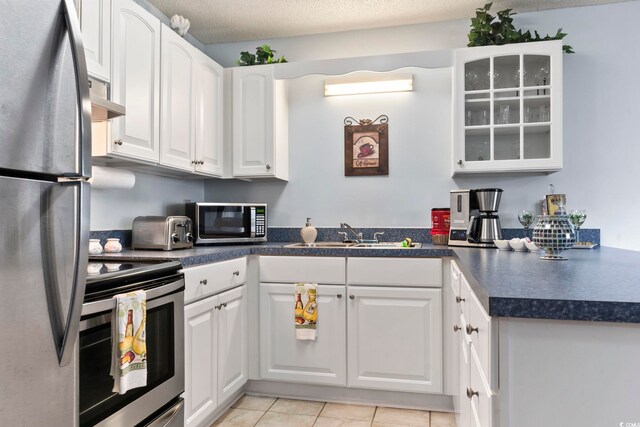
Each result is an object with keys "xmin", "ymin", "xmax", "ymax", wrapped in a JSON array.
[
  {"xmin": 284, "ymin": 242, "xmax": 421, "ymax": 249},
  {"xmin": 283, "ymin": 242, "xmax": 357, "ymax": 248},
  {"xmin": 354, "ymin": 242, "xmax": 422, "ymax": 249}
]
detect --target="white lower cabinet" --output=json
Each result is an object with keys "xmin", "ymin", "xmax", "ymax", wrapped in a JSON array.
[
  {"xmin": 184, "ymin": 283, "xmax": 247, "ymax": 427},
  {"xmin": 259, "ymin": 283, "xmax": 346, "ymax": 385},
  {"xmin": 346, "ymin": 286, "xmax": 443, "ymax": 393}
]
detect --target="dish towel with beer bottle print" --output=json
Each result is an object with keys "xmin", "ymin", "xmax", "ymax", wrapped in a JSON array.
[
  {"xmin": 294, "ymin": 283, "xmax": 317, "ymax": 341},
  {"xmin": 110, "ymin": 290, "xmax": 147, "ymax": 394}
]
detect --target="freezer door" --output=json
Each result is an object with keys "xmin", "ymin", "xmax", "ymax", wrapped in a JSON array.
[
  {"xmin": 0, "ymin": 0, "xmax": 92, "ymax": 178},
  {"xmin": 0, "ymin": 176, "xmax": 89, "ymax": 426}
]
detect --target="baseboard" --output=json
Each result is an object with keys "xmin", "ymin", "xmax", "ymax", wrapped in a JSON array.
[{"xmin": 244, "ymin": 380, "xmax": 455, "ymax": 412}]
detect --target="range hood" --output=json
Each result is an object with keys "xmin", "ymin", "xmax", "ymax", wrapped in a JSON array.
[{"xmin": 90, "ymin": 78, "xmax": 125, "ymax": 121}]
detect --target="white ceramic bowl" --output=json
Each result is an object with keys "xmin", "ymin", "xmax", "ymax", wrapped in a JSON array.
[
  {"xmin": 509, "ymin": 238, "xmax": 527, "ymax": 251},
  {"xmin": 525, "ymin": 240, "xmax": 540, "ymax": 252},
  {"xmin": 494, "ymin": 239, "xmax": 511, "ymax": 250}
]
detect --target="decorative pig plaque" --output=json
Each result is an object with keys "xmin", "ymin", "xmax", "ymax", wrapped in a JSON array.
[{"xmin": 344, "ymin": 115, "xmax": 389, "ymax": 176}]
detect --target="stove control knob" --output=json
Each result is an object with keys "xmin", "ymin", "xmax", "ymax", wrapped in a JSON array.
[
  {"xmin": 171, "ymin": 233, "xmax": 180, "ymax": 244},
  {"xmin": 185, "ymin": 233, "xmax": 193, "ymax": 242}
]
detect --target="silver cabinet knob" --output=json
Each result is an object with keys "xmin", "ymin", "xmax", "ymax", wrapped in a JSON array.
[
  {"xmin": 453, "ymin": 325, "xmax": 462, "ymax": 332},
  {"xmin": 266, "ymin": 164, "xmax": 271, "ymax": 170},
  {"xmin": 114, "ymin": 139, "xmax": 123, "ymax": 146},
  {"xmin": 199, "ymin": 160, "xmax": 205, "ymax": 165},
  {"xmin": 457, "ymin": 159, "xmax": 463, "ymax": 165},
  {"xmin": 466, "ymin": 324, "xmax": 479, "ymax": 335},
  {"xmin": 233, "ymin": 270, "xmax": 240, "ymax": 276},
  {"xmin": 200, "ymin": 279, "xmax": 208, "ymax": 285},
  {"xmin": 337, "ymin": 294, "xmax": 343, "ymax": 299},
  {"xmin": 222, "ymin": 302, "xmax": 227, "ymax": 308},
  {"xmin": 456, "ymin": 296, "xmax": 465, "ymax": 304},
  {"xmin": 466, "ymin": 387, "xmax": 479, "ymax": 399},
  {"xmin": 215, "ymin": 304, "xmax": 222, "ymax": 310},
  {"xmin": 349, "ymin": 295, "xmax": 355, "ymax": 300}
]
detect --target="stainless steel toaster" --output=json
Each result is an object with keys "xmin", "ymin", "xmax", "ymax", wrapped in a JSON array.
[{"xmin": 132, "ymin": 216, "xmax": 194, "ymax": 250}]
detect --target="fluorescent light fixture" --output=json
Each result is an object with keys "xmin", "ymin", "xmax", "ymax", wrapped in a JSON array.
[{"xmin": 324, "ymin": 72, "xmax": 413, "ymax": 96}]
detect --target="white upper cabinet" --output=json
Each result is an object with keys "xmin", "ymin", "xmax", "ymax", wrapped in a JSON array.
[
  {"xmin": 194, "ymin": 49, "xmax": 224, "ymax": 177},
  {"xmin": 110, "ymin": 0, "xmax": 161, "ymax": 162},
  {"xmin": 160, "ymin": 25, "xmax": 196, "ymax": 171},
  {"xmin": 160, "ymin": 26, "xmax": 224, "ymax": 176},
  {"xmin": 453, "ymin": 40, "xmax": 562, "ymax": 175},
  {"xmin": 79, "ymin": 0, "xmax": 111, "ymax": 82},
  {"xmin": 232, "ymin": 65, "xmax": 289, "ymax": 180}
]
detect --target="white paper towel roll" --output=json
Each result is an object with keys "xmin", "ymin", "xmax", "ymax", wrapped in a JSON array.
[{"xmin": 91, "ymin": 166, "xmax": 136, "ymax": 190}]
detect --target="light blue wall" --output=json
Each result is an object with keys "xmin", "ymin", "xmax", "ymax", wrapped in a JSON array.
[{"xmin": 204, "ymin": 1, "xmax": 640, "ymax": 250}]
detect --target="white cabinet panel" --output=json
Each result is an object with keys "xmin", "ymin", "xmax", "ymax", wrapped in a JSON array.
[
  {"xmin": 232, "ymin": 65, "xmax": 288, "ymax": 179},
  {"xmin": 348, "ymin": 258, "xmax": 442, "ymax": 287},
  {"xmin": 111, "ymin": 0, "xmax": 160, "ymax": 162},
  {"xmin": 217, "ymin": 286, "xmax": 248, "ymax": 403},
  {"xmin": 160, "ymin": 25, "xmax": 195, "ymax": 171},
  {"xmin": 184, "ymin": 295, "xmax": 218, "ymax": 427},
  {"xmin": 259, "ymin": 256, "xmax": 346, "ymax": 284},
  {"xmin": 80, "ymin": 0, "xmax": 111, "ymax": 82},
  {"xmin": 347, "ymin": 286, "xmax": 442, "ymax": 393},
  {"xmin": 195, "ymin": 50, "xmax": 224, "ymax": 176},
  {"xmin": 260, "ymin": 283, "xmax": 347, "ymax": 385}
]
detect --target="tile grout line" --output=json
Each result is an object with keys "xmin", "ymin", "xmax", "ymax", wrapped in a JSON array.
[{"xmin": 251, "ymin": 396, "xmax": 278, "ymax": 427}]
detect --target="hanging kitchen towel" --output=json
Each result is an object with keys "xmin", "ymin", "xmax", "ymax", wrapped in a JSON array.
[
  {"xmin": 110, "ymin": 290, "xmax": 147, "ymax": 394},
  {"xmin": 294, "ymin": 283, "xmax": 318, "ymax": 341}
]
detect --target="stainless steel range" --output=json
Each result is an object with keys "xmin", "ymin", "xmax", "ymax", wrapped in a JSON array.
[{"xmin": 80, "ymin": 261, "xmax": 185, "ymax": 427}]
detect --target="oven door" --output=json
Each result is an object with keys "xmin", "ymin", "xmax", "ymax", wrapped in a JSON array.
[{"xmin": 79, "ymin": 290, "xmax": 184, "ymax": 427}]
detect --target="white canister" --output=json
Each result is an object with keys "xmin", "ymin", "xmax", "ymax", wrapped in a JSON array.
[
  {"xmin": 89, "ymin": 239, "xmax": 103, "ymax": 255},
  {"xmin": 104, "ymin": 238, "xmax": 123, "ymax": 253}
]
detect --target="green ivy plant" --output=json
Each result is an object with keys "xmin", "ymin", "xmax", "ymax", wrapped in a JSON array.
[
  {"xmin": 468, "ymin": 3, "xmax": 574, "ymax": 53},
  {"xmin": 238, "ymin": 44, "xmax": 288, "ymax": 66}
]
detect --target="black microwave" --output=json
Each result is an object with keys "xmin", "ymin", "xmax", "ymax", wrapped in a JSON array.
[{"xmin": 185, "ymin": 203, "xmax": 267, "ymax": 244}]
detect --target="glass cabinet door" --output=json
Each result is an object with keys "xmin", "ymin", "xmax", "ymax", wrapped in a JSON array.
[{"xmin": 457, "ymin": 42, "xmax": 561, "ymax": 173}]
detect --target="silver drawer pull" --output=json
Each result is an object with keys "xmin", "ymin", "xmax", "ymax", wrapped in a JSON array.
[
  {"xmin": 466, "ymin": 324, "xmax": 479, "ymax": 335},
  {"xmin": 349, "ymin": 295, "xmax": 355, "ymax": 300},
  {"xmin": 200, "ymin": 279, "xmax": 208, "ymax": 285},
  {"xmin": 233, "ymin": 270, "xmax": 240, "ymax": 276},
  {"xmin": 456, "ymin": 296, "xmax": 465, "ymax": 303},
  {"xmin": 222, "ymin": 302, "xmax": 227, "ymax": 308},
  {"xmin": 453, "ymin": 325, "xmax": 462, "ymax": 332},
  {"xmin": 215, "ymin": 304, "xmax": 222, "ymax": 310},
  {"xmin": 114, "ymin": 139, "xmax": 123, "ymax": 146},
  {"xmin": 337, "ymin": 294, "xmax": 343, "ymax": 299},
  {"xmin": 467, "ymin": 387, "xmax": 479, "ymax": 399}
]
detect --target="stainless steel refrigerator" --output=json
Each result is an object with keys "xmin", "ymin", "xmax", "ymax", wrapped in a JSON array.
[{"xmin": 0, "ymin": 0, "xmax": 91, "ymax": 425}]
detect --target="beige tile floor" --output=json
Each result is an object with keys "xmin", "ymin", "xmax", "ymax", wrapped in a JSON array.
[{"xmin": 212, "ymin": 395, "xmax": 457, "ymax": 427}]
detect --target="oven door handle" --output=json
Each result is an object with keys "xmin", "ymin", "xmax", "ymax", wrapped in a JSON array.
[
  {"xmin": 145, "ymin": 398, "xmax": 184, "ymax": 427},
  {"xmin": 81, "ymin": 278, "xmax": 184, "ymax": 317}
]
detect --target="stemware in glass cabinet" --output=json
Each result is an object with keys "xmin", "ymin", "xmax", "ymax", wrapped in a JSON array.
[
  {"xmin": 569, "ymin": 210, "xmax": 587, "ymax": 243},
  {"xmin": 518, "ymin": 210, "xmax": 535, "ymax": 239}
]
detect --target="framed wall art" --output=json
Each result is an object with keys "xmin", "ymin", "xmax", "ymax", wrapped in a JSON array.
[{"xmin": 344, "ymin": 115, "xmax": 389, "ymax": 176}]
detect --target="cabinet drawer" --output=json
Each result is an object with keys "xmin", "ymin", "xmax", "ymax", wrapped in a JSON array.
[
  {"xmin": 183, "ymin": 258, "xmax": 247, "ymax": 304},
  {"xmin": 469, "ymin": 346, "xmax": 492, "ymax": 427},
  {"xmin": 466, "ymin": 281, "xmax": 491, "ymax": 378},
  {"xmin": 459, "ymin": 274, "xmax": 471, "ymax": 319},
  {"xmin": 348, "ymin": 258, "xmax": 442, "ymax": 287},
  {"xmin": 259, "ymin": 256, "xmax": 345, "ymax": 284}
]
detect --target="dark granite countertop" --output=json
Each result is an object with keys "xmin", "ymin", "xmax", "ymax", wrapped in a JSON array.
[{"xmin": 91, "ymin": 243, "xmax": 640, "ymax": 324}]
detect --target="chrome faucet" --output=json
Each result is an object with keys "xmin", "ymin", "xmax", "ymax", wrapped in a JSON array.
[{"xmin": 340, "ymin": 223, "xmax": 363, "ymax": 243}]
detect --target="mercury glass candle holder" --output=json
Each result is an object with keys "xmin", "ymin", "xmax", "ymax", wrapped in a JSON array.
[{"xmin": 532, "ymin": 214, "xmax": 576, "ymax": 260}]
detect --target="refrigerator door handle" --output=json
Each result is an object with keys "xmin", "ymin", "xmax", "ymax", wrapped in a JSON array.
[
  {"xmin": 57, "ymin": 182, "xmax": 90, "ymax": 367},
  {"xmin": 62, "ymin": 0, "xmax": 92, "ymax": 179}
]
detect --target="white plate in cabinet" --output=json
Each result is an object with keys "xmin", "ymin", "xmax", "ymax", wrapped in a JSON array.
[
  {"xmin": 183, "ymin": 258, "xmax": 247, "ymax": 304},
  {"xmin": 259, "ymin": 283, "xmax": 347, "ymax": 385},
  {"xmin": 346, "ymin": 286, "xmax": 443, "ymax": 393},
  {"xmin": 259, "ymin": 256, "xmax": 345, "ymax": 284},
  {"xmin": 347, "ymin": 258, "xmax": 442, "ymax": 287}
]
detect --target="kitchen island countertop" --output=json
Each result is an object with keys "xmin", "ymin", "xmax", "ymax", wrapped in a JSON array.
[{"xmin": 91, "ymin": 243, "xmax": 640, "ymax": 324}]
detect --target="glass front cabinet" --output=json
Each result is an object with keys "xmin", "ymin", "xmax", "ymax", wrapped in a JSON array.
[{"xmin": 453, "ymin": 40, "xmax": 563, "ymax": 174}]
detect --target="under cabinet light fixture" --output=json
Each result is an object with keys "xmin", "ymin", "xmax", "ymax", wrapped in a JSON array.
[{"xmin": 324, "ymin": 72, "xmax": 413, "ymax": 96}]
